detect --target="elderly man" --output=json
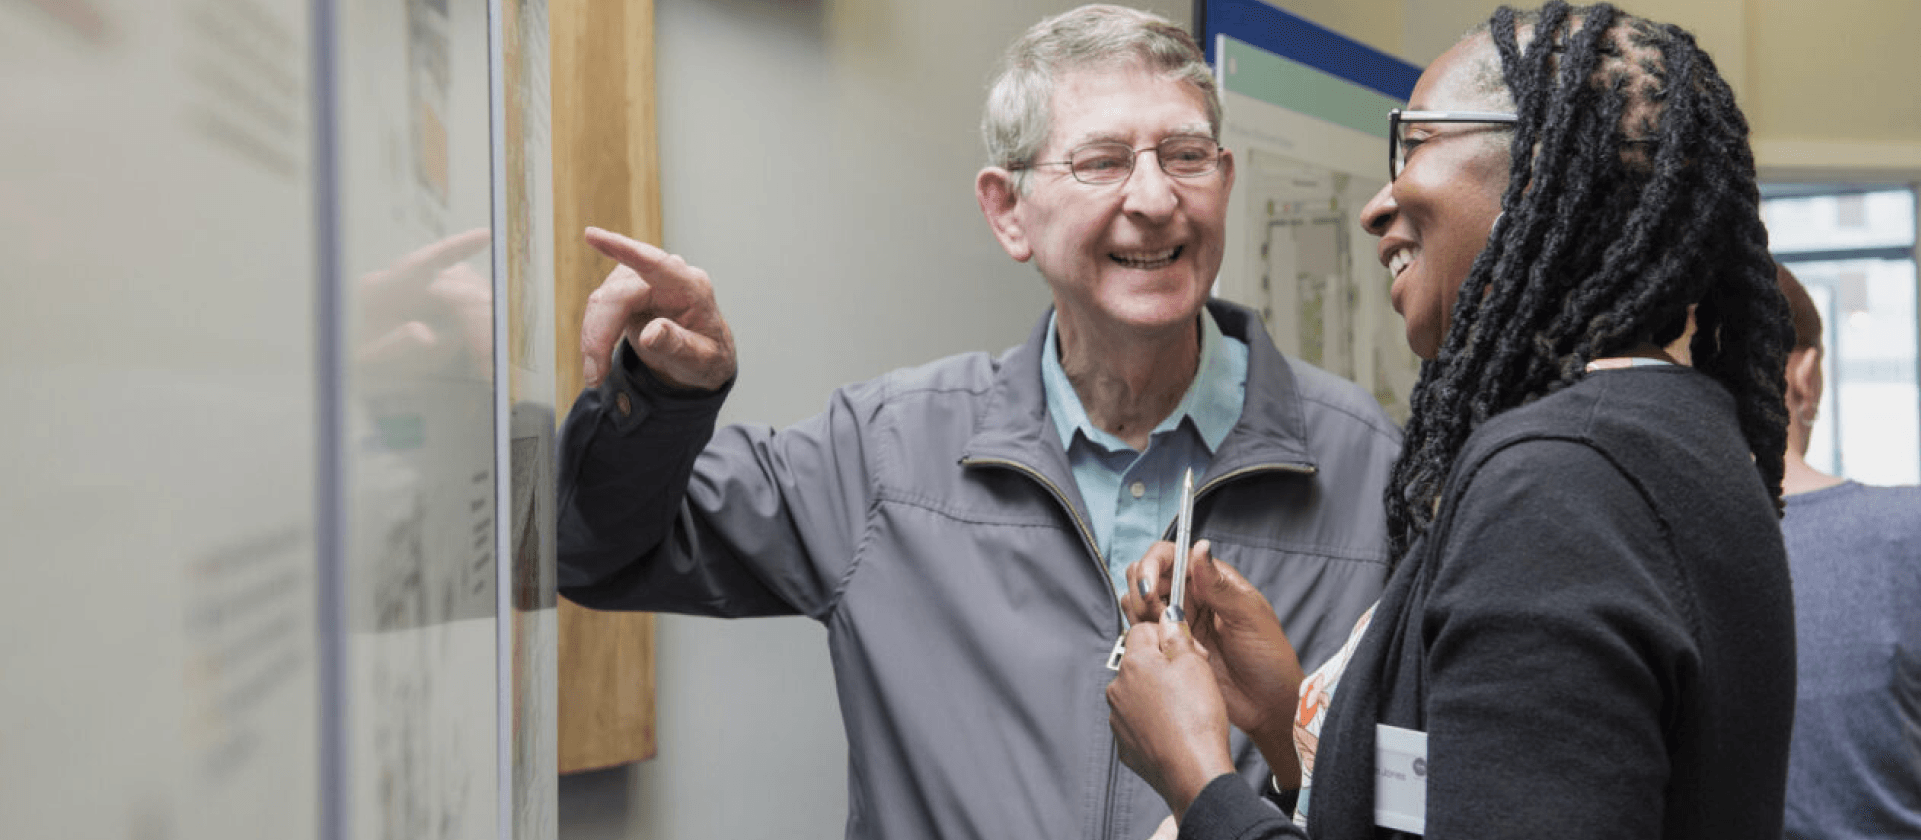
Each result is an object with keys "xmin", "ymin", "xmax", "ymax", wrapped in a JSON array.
[{"xmin": 557, "ymin": 5, "xmax": 1399, "ymax": 839}]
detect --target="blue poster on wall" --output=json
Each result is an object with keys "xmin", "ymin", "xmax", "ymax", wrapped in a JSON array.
[{"xmin": 1197, "ymin": 0, "xmax": 1418, "ymax": 100}]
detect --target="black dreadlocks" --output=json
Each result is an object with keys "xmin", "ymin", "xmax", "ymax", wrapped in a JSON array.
[{"xmin": 1383, "ymin": 2, "xmax": 1793, "ymax": 561}]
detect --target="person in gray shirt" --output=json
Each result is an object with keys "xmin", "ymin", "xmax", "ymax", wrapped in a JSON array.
[{"xmin": 1776, "ymin": 262, "xmax": 1921, "ymax": 840}]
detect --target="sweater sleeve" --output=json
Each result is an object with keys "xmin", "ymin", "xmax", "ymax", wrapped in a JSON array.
[
  {"xmin": 1418, "ymin": 438, "xmax": 1690, "ymax": 839},
  {"xmin": 555, "ymin": 339, "xmax": 875, "ymax": 620},
  {"xmin": 1178, "ymin": 774, "xmax": 1309, "ymax": 840}
]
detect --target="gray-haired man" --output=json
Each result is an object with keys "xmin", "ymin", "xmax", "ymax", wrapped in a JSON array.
[{"xmin": 558, "ymin": 6, "xmax": 1399, "ymax": 838}]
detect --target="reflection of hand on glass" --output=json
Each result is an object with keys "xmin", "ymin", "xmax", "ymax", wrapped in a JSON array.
[
  {"xmin": 356, "ymin": 228, "xmax": 492, "ymax": 376},
  {"xmin": 577, "ymin": 227, "xmax": 736, "ymax": 392}
]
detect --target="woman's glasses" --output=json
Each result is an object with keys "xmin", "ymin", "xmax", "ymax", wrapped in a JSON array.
[{"xmin": 1389, "ymin": 109, "xmax": 1517, "ymax": 180}]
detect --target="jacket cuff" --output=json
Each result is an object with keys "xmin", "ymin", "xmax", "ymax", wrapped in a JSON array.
[
  {"xmin": 601, "ymin": 336, "xmax": 734, "ymax": 434},
  {"xmin": 1178, "ymin": 773, "xmax": 1296, "ymax": 840}
]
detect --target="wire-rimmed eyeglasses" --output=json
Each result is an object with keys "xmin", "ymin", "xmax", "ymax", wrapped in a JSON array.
[
  {"xmin": 1389, "ymin": 109, "xmax": 1517, "ymax": 181},
  {"xmin": 1014, "ymin": 135, "xmax": 1224, "ymax": 186}
]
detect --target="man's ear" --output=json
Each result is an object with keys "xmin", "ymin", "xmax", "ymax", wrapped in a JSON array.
[
  {"xmin": 1785, "ymin": 346, "xmax": 1822, "ymax": 418},
  {"xmin": 1217, "ymin": 146, "xmax": 1236, "ymax": 197},
  {"xmin": 976, "ymin": 167, "xmax": 1032, "ymax": 262}
]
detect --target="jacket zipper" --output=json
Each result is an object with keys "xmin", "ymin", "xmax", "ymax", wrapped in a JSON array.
[
  {"xmin": 964, "ymin": 455, "xmax": 1316, "ymax": 840},
  {"xmin": 962, "ymin": 455, "xmax": 1129, "ymax": 840},
  {"xmin": 1147, "ymin": 463, "xmax": 1322, "ymax": 559},
  {"xmin": 1193, "ymin": 462, "xmax": 1318, "ymax": 504}
]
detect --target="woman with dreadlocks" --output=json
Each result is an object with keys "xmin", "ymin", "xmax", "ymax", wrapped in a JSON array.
[{"xmin": 1105, "ymin": 4, "xmax": 1796, "ymax": 839}]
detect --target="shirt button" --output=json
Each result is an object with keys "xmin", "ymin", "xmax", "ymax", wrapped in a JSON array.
[
  {"xmin": 1129, "ymin": 481, "xmax": 1146, "ymax": 499},
  {"xmin": 615, "ymin": 392, "xmax": 633, "ymax": 417}
]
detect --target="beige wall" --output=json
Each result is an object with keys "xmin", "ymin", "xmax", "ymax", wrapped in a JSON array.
[
  {"xmin": 1399, "ymin": 0, "xmax": 1751, "ymax": 92},
  {"xmin": 1255, "ymin": 0, "xmax": 1408, "ymax": 56},
  {"xmin": 1267, "ymin": 0, "xmax": 1921, "ymax": 178},
  {"xmin": 1745, "ymin": 0, "xmax": 1921, "ymax": 177}
]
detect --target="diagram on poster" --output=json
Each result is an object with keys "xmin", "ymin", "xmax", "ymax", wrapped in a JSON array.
[{"xmin": 1240, "ymin": 150, "xmax": 1417, "ymax": 422}]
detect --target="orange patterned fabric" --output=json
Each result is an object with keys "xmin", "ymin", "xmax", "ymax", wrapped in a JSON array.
[{"xmin": 1291, "ymin": 603, "xmax": 1375, "ymax": 826}]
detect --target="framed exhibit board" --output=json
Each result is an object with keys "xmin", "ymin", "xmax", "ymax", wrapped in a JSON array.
[
  {"xmin": 500, "ymin": 0, "xmax": 559, "ymax": 831},
  {"xmin": 1, "ymin": 1, "xmax": 322, "ymax": 836},
  {"xmin": 2, "ymin": 1, "xmax": 555, "ymax": 837},
  {"xmin": 330, "ymin": 2, "xmax": 503, "ymax": 836}
]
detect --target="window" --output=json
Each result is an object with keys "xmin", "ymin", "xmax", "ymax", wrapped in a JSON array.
[{"xmin": 1762, "ymin": 184, "xmax": 1920, "ymax": 486}]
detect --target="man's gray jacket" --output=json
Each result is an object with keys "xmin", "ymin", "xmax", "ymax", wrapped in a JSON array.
[{"xmin": 557, "ymin": 300, "xmax": 1401, "ymax": 840}]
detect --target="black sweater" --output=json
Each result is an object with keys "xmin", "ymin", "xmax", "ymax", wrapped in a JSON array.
[{"xmin": 1182, "ymin": 366, "xmax": 1796, "ymax": 840}]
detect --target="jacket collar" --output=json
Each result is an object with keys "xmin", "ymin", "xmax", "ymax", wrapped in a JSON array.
[{"xmin": 961, "ymin": 299, "xmax": 1317, "ymax": 485}]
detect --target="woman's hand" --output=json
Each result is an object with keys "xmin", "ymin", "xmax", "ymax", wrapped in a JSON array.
[
  {"xmin": 1123, "ymin": 540, "xmax": 1307, "ymax": 786},
  {"xmin": 1106, "ymin": 620, "xmax": 1236, "ymax": 819}
]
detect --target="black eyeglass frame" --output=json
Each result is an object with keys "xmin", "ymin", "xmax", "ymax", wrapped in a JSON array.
[
  {"xmin": 1012, "ymin": 135, "xmax": 1225, "ymax": 186},
  {"xmin": 1388, "ymin": 109, "xmax": 1519, "ymax": 181}
]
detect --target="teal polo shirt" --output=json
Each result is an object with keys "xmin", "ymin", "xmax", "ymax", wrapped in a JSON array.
[{"xmin": 1041, "ymin": 310, "xmax": 1248, "ymax": 597}]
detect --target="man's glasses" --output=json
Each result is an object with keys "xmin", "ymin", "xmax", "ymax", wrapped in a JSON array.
[
  {"xmin": 1389, "ymin": 109, "xmax": 1517, "ymax": 181},
  {"xmin": 1016, "ymin": 135, "xmax": 1223, "ymax": 185}
]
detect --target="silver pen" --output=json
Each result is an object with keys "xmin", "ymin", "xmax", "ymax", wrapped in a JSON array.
[
  {"xmin": 1163, "ymin": 467, "xmax": 1196, "ymax": 625},
  {"xmin": 1105, "ymin": 467, "xmax": 1199, "ymax": 671}
]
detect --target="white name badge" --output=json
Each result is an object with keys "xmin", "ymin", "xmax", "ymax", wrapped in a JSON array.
[{"xmin": 1375, "ymin": 724, "xmax": 1428, "ymax": 834}]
